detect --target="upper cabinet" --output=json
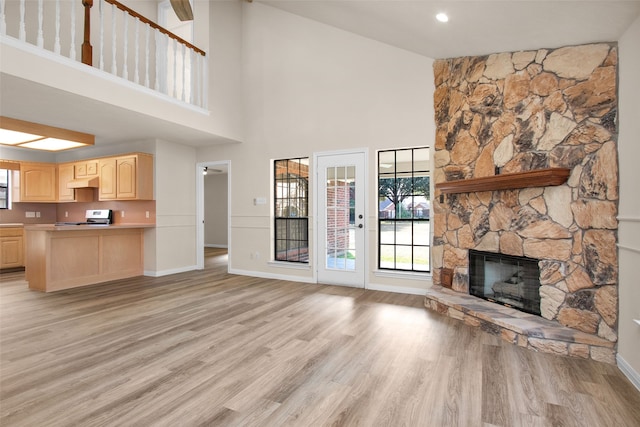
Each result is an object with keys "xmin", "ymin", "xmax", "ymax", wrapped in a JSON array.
[
  {"xmin": 99, "ymin": 154, "xmax": 153, "ymax": 201},
  {"xmin": 75, "ymin": 160, "xmax": 98, "ymax": 178},
  {"xmin": 58, "ymin": 163, "xmax": 94, "ymax": 203},
  {"xmin": 19, "ymin": 162, "xmax": 57, "ymax": 202},
  {"xmin": 57, "ymin": 163, "xmax": 75, "ymax": 202},
  {"xmin": 6, "ymin": 153, "xmax": 153, "ymax": 203}
]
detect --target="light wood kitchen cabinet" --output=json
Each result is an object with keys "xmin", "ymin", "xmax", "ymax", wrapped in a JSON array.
[
  {"xmin": 58, "ymin": 163, "xmax": 94, "ymax": 202},
  {"xmin": 75, "ymin": 160, "xmax": 98, "ymax": 177},
  {"xmin": 0, "ymin": 227, "xmax": 24, "ymax": 269},
  {"xmin": 25, "ymin": 226, "xmax": 146, "ymax": 292},
  {"xmin": 99, "ymin": 154, "xmax": 153, "ymax": 201},
  {"xmin": 19, "ymin": 162, "xmax": 57, "ymax": 202}
]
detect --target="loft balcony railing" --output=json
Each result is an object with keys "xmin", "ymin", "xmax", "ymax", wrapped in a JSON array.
[{"xmin": 0, "ymin": 0, "xmax": 208, "ymax": 109}]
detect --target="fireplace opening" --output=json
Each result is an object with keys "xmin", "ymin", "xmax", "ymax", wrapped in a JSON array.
[{"xmin": 469, "ymin": 250, "xmax": 541, "ymax": 315}]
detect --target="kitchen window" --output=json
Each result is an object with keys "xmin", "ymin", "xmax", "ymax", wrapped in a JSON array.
[
  {"xmin": 274, "ymin": 158, "xmax": 309, "ymax": 263},
  {"xmin": 378, "ymin": 147, "xmax": 430, "ymax": 272},
  {"xmin": 0, "ymin": 169, "xmax": 9, "ymax": 209}
]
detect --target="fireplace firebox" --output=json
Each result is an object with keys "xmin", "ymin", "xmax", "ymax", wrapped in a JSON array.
[{"xmin": 468, "ymin": 250, "xmax": 541, "ymax": 315}]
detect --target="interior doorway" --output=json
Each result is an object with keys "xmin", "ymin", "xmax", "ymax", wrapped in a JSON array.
[{"xmin": 196, "ymin": 161, "xmax": 231, "ymax": 270}]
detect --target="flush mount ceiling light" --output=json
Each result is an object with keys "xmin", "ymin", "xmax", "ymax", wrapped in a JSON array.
[
  {"xmin": 436, "ymin": 12, "xmax": 449, "ymax": 23},
  {"xmin": 0, "ymin": 116, "xmax": 95, "ymax": 151}
]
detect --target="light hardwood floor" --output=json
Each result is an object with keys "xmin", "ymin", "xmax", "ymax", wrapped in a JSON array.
[{"xmin": 1, "ymin": 249, "xmax": 639, "ymax": 426}]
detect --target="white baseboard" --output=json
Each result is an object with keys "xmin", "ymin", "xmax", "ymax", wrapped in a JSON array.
[
  {"xmin": 144, "ymin": 265, "xmax": 199, "ymax": 277},
  {"xmin": 617, "ymin": 354, "xmax": 640, "ymax": 392},
  {"xmin": 228, "ymin": 268, "xmax": 316, "ymax": 284},
  {"xmin": 205, "ymin": 244, "xmax": 228, "ymax": 248},
  {"xmin": 366, "ymin": 282, "xmax": 428, "ymax": 296}
]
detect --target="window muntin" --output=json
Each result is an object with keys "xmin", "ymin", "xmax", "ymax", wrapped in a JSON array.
[
  {"xmin": 378, "ymin": 147, "xmax": 430, "ymax": 272},
  {"xmin": 274, "ymin": 158, "xmax": 309, "ymax": 263}
]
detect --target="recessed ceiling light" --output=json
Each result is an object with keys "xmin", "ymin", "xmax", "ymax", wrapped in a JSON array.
[{"xmin": 436, "ymin": 13, "xmax": 449, "ymax": 23}]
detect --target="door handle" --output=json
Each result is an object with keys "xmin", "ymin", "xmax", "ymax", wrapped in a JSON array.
[{"xmin": 358, "ymin": 224, "xmax": 363, "ymax": 229}]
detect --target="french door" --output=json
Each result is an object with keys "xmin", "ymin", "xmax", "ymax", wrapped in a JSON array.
[{"xmin": 315, "ymin": 151, "xmax": 367, "ymax": 288}]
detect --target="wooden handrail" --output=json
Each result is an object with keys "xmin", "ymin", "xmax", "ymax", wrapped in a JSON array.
[{"xmin": 104, "ymin": 0, "xmax": 205, "ymax": 56}]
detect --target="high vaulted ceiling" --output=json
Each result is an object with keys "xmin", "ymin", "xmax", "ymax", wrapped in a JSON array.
[
  {"xmin": 2, "ymin": 1, "xmax": 639, "ymax": 152},
  {"xmin": 259, "ymin": 0, "xmax": 640, "ymax": 59}
]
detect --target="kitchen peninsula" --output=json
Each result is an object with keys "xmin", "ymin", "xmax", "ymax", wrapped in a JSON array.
[{"xmin": 25, "ymin": 223, "xmax": 154, "ymax": 292}]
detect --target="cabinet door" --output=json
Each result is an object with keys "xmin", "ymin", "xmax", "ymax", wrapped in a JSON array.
[
  {"xmin": 58, "ymin": 163, "xmax": 75, "ymax": 201},
  {"xmin": 0, "ymin": 235, "xmax": 24, "ymax": 269},
  {"xmin": 20, "ymin": 163, "xmax": 57, "ymax": 202},
  {"xmin": 116, "ymin": 157, "xmax": 137, "ymax": 199},
  {"xmin": 86, "ymin": 161, "xmax": 98, "ymax": 176},
  {"xmin": 75, "ymin": 163, "xmax": 87, "ymax": 177},
  {"xmin": 98, "ymin": 158, "xmax": 117, "ymax": 200}
]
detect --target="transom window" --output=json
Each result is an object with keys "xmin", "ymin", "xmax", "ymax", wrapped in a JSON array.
[
  {"xmin": 378, "ymin": 147, "xmax": 430, "ymax": 272},
  {"xmin": 274, "ymin": 158, "xmax": 309, "ymax": 263}
]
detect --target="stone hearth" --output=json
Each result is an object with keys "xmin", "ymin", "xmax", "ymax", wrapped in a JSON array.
[
  {"xmin": 425, "ymin": 286, "xmax": 615, "ymax": 363},
  {"xmin": 429, "ymin": 42, "xmax": 619, "ymax": 361}
]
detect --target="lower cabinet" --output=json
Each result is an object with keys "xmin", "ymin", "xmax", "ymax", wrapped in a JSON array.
[
  {"xmin": 0, "ymin": 228, "xmax": 24, "ymax": 269},
  {"xmin": 25, "ymin": 227, "xmax": 145, "ymax": 292}
]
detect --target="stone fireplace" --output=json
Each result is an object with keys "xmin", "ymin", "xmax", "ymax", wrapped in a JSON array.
[{"xmin": 427, "ymin": 43, "xmax": 619, "ymax": 363}]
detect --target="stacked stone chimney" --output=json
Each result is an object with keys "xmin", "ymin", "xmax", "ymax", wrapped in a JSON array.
[{"xmin": 432, "ymin": 43, "xmax": 619, "ymax": 345}]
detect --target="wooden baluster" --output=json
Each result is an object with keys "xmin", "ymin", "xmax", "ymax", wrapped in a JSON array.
[
  {"xmin": 133, "ymin": 18, "xmax": 139, "ymax": 84},
  {"xmin": 81, "ymin": 0, "xmax": 93, "ymax": 65},
  {"xmin": 54, "ymin": 0, "xmax": 61, "ymax": 54},
  {"xmin": 37, "ymin": 0, "xmax": 43, "ymax": 48},
  {"xmin": 0, "ymin": 0, "xmax": 6, "ymax": 36},
  {"xmin": 122, "ymin": 9, "xmax": 128, "ymax": 79},
  {"xmin": 111, "ymin": 2, "xmax": 116, "ymax": 75},
  {"xmin": 69, "ymin": 0, "xmax": 76, "ymax": 60}
]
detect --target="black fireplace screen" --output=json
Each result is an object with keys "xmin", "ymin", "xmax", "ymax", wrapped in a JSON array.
[{"xmin": 469, "ymin": 250, "xmax": 541, "ymax": 315}]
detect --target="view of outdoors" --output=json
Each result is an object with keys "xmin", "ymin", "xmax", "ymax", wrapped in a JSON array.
[{"xmin": 378, "ymin": 147, "xmax": 430, "ymax": 272}]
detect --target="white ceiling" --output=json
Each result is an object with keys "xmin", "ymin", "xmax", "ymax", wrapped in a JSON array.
[{"xmin": 259, "ymin": 0, "xmax": 640, "ymax": 59}]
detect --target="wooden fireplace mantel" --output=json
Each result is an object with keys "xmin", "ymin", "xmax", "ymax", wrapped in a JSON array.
[{"xmin": 435, "ymin": 168, "xmax": 570, "ymax": 194}]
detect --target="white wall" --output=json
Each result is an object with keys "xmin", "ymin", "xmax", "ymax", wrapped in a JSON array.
[
  {"xmin": 149, "ymin": 139, "xmax": 198, "ymax": 275},
  {"xmin": 617, "ymin": 14, "xmax": 640, "ymax": 388},
  {"xmin": 208, "ymin": 0, "xmax": 244, "ymax": 142},
  {"xmin": 197, "ymin": 3, "xmax": 434, "ymax": 293},
  {"xmin": 205, "ymin": 172, "xmax": 228, "ymax": 247}
]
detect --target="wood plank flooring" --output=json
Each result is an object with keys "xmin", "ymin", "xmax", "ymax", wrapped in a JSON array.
[{"xmin": 1, "ymin": 248, "xmax": 639, "ymax": 426}]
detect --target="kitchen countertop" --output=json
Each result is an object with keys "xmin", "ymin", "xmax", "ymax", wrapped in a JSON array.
[
  {"xmin": 24, "ymin": 223, "xmax": 155, "ymax": 231},
  {"xmin": 0, "ymin": 223, "xmax": 24, "ymax": 228}
]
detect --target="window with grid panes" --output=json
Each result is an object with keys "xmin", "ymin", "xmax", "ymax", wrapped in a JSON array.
[
  {"xmin": 378, "ymin": 147, "xmax": 430, "ymax": 272},
  {"xmin": 274, "ymin": 158, "xmax": 309, "ymax": 263}
]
